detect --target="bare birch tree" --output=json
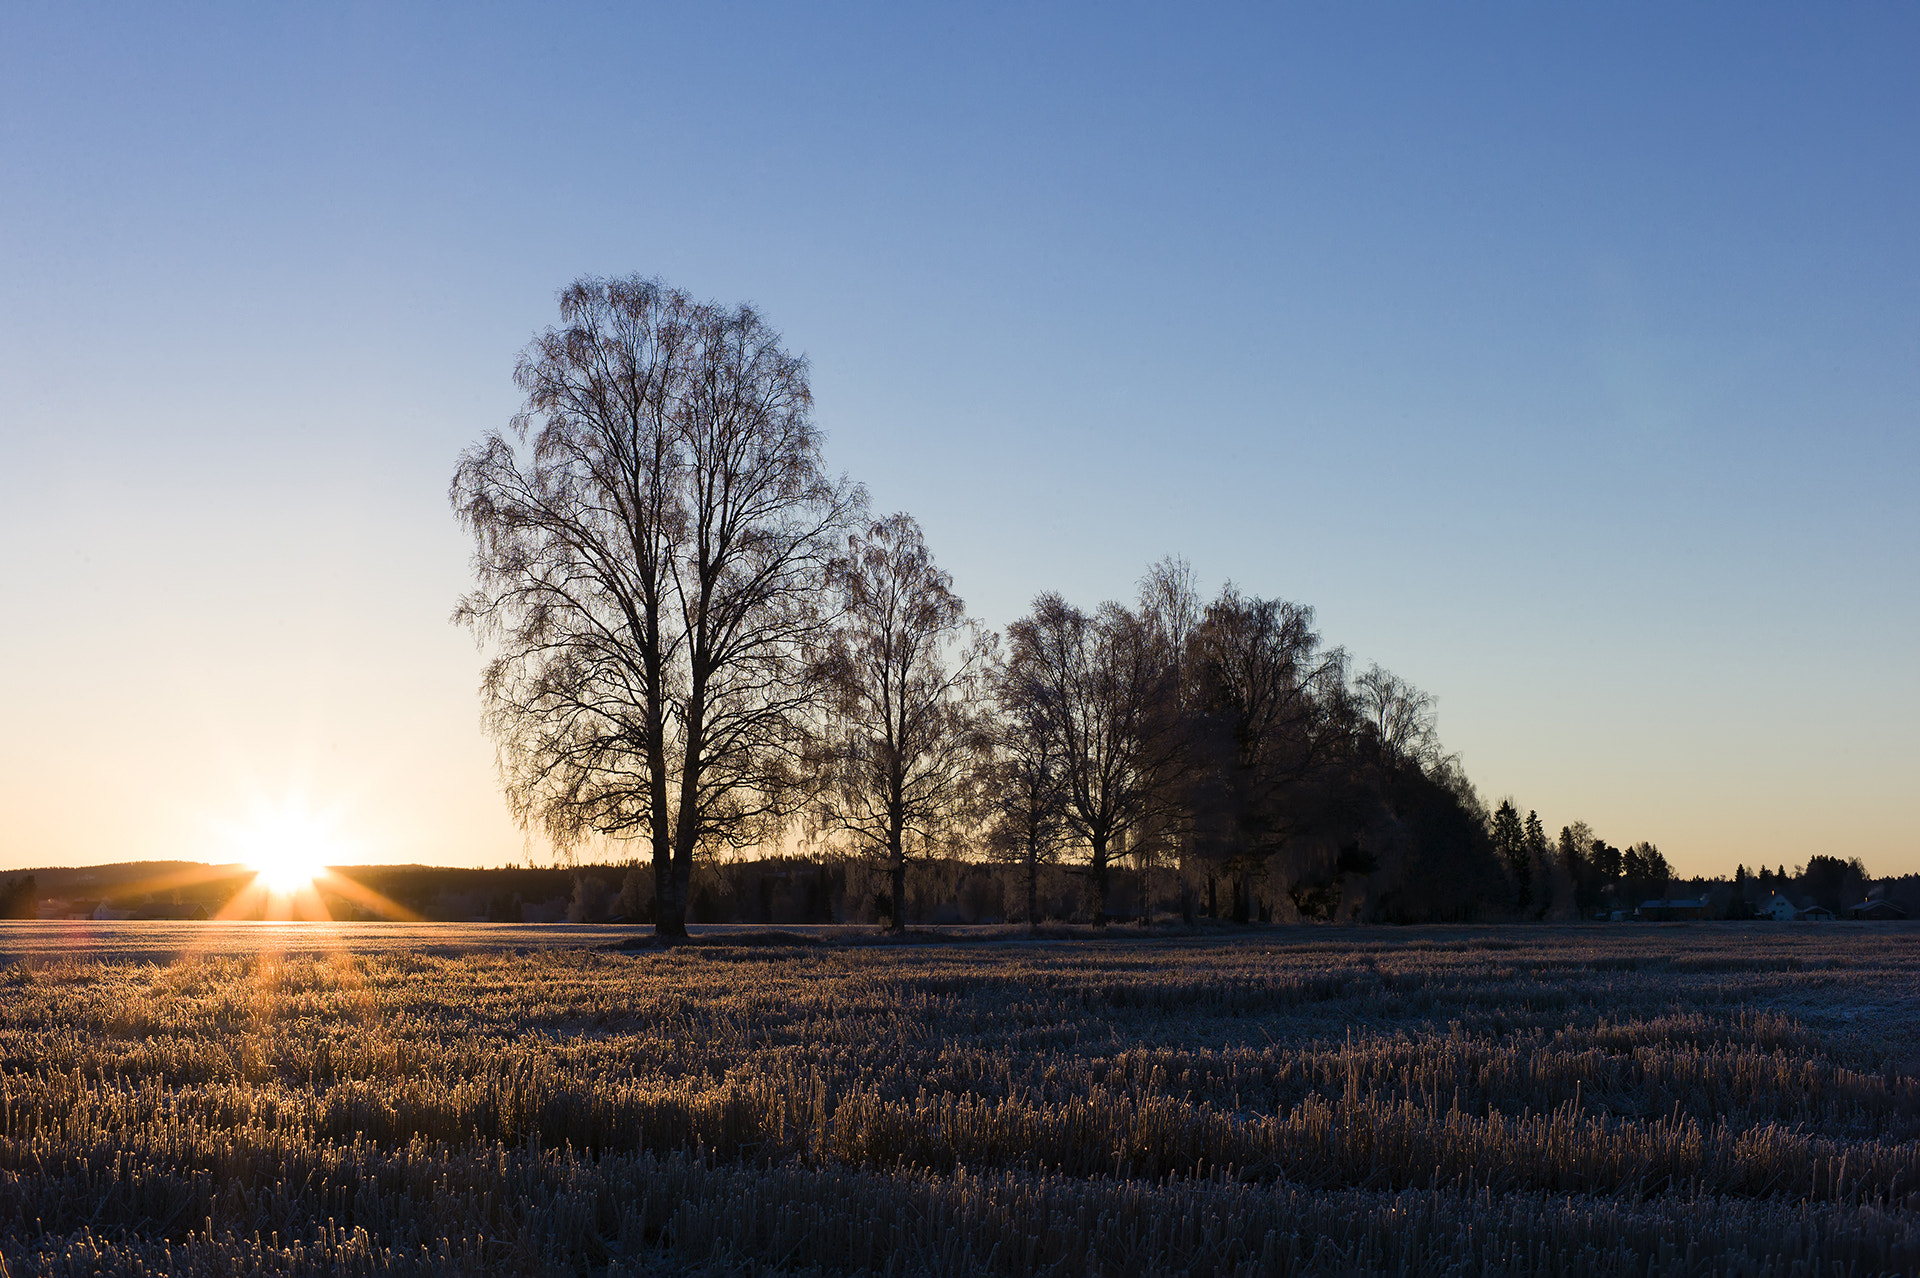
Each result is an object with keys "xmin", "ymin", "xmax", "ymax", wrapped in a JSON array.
[
  {"xmin": 1131, "ymin": 556, "xmax": 1202, "ymax": 920},
  {"xmin": 986, "ymin": 659, "xmax": 1067, "ymax": 931},
  {"xmin": 810, "ymin": 514, "xmax": 992, "ymax": 931},
  {"xmin": 452, "ymin": 275, "xmax": 862, "ymax": 937},
  {"xmin": 1353, "ymin": 663, "xmax": 1440, "ymax": 769}
]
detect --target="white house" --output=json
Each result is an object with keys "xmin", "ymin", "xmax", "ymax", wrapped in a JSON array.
[{"xmin": 1761, "ymin": 893, "xmax": 1798, "ymax": 921}]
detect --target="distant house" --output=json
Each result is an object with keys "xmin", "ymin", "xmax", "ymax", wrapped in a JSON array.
[
  {"xmin": 1848, "ymin": 899, "xmax": 1909, "ymax": 921},
  {"xmin": 1798, "ymin": 905, "xmax": 1836, "ymax": 921},
  {"xmin": 1638, "ymin": 898, "xmax": 1705, "ymax": 921},
  {"xmin": 1761, "ymin": 893, "xmax": 1799, "ymax": 921},
  {"xmin": 135, "ymin": 902, "xmax": 208, "ymax": 921}
]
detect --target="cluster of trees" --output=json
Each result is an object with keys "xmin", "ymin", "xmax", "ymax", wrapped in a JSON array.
[
  {"xmin": 0, "ymin": 875, "xmax": 37, "ymax": 920},
  {"xmin": 1483, "ymin": 802, "xmax": 1674, "ymax": 918},
  {"xmin": 450, "ymin": 276, "xmax": 1587, "ymax": 934},
  {"xmin": 1725, "ymin": 855, "xmax": 1877, "ymax": 918}
]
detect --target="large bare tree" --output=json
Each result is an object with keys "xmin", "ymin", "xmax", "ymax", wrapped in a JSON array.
[
  {"xmin": 810, "ymin": 513, "xmax": 992, "ymax": 931},
  {"xmin": 452, "ymin": 276, "xmax": 862, "ymax": 937}
]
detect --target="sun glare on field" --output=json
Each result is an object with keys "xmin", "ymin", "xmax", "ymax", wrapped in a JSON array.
[{"xmin": 229, "ymin": 798, "xmax": 344, "ymax": 899}]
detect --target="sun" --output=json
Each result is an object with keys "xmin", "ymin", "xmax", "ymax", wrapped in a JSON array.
[{"xmin": 231, "ymin": 799, "xmax": 342, "ymax": 897}]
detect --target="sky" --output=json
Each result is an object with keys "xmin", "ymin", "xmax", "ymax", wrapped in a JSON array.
[{"xmin": 2, "ymin": 4, "xmax": 1915, "ymax": 878}]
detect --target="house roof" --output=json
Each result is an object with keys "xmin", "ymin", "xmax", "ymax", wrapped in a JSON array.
[{"xmin": 1851, "ymin": 899, "xmax": 1909, "ymax": 916}]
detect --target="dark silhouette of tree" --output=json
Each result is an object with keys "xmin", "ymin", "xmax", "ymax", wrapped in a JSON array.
[
  {"xmin": 452, "ymin": 275, "xmax": 862, "ymax": 938},
  {"xmin": 1523, "ymin": 809, "xmax": 1553, "ymax": 917},
  {"xmin": 1491, "ymin": 800, "xmax": 1527, "ymax": 908},
  {"xmin": 1138, "ymin": 558, "xmax": 1203, "ymax": 661},
  {"xmin": 1617, "ymin": 841, "xmax": 1672, "ymax": 908},
  {"xmin": 1185, "ymin": 587, "xmax": 1352, "ymax": 920},
  {"xmin": 1622, "ymin": 841, "xmax": 1671, "ymax": 886},
  {"xmin": 0, "ymin": 875, "xmax": 37, "ymax": 920},
  {"xmin": 1800, "ymin": 853, "xmax": 1866, "ymax": 914},
  {"xmin": 1354, "ymin": 664, "xmax": 1439, "ymax": 768},
  {"xmin": 1003, "ymin": 593, "xmax": 1182, "ymax": 923},
  {"xmin": 1727, "ymin": 864, "xmax": 1757, "ymax": 919},
  {"xmin": 1126, "ymin": 557, "xmax": 1203, "ymax": 922},
  {"xmin": 809, "ymin": 513, "xmax": 992, "ymax": 931},
  {"xmin": 985, "ymin": 671, "xmax": 1067, "ymax": 931},
  {"xmin": 1558, "ymin": 821, "xmax": 1599, "ymax": 912},
  {"xmin": 1368, "ymin": 760, "xmax": 1507, "ymax": 923}
]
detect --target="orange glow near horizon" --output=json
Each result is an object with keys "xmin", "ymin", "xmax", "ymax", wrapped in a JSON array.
[
  {"xmin": 211, "ymin": 794, "xmax": 428, "ymax": 922},
  {"xmin": 232, "ymin": 799, "xmax": 338, "ymax": 896}
]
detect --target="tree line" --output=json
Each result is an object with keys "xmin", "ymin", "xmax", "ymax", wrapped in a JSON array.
[{"xmin": 449, "ymin": 276, "xmax": 1711, "ymax": 935}]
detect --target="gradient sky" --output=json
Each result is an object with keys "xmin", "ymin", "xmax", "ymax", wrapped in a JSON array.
[{"xmin": 3, "ymin": 4, "xmax": 1915, "ymax": 877}]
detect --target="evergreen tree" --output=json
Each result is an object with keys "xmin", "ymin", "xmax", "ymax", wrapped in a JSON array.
[
  {"xmin": 1728, "ymin": 864, "xmax": 1755, "ymax": 919},
  {"xmin": 1621, "ymin": 842, "xmax": 1670, "ymax": 902},
  {"xmin": 1557, "ymin": 825, "xmax": 1593, "ymax": 912},
  {"xmin": 1491, "ymin": 800, "xmax": 1528, "ymax": 909},
  {"xmin": 1523, "ymin": 810, "xmax": 1552, "ymax": 918}
]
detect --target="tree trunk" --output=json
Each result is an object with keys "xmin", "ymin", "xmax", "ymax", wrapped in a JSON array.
[
  {"xmin": 652, "ymin": 849, "xmax": 688, "ymax": 939},
  {"xmin": 888, "ymin": 833, "xmax": 907, "ymax": 933},
  {"xmin": 1026, "ymin": 836, "xmax": 1040, "ymax": 933},
  {"xmin": 661, "ymin": 661, "xmax": 709, "ymax": 939},
  {"xmin": 1090, "ymin": 834, "xmax": 1110, "ymax": 927}
]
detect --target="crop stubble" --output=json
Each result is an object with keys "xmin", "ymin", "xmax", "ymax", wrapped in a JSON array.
[{"xmin": 1, "ymin": 924, "xmax": 1916, "ymax": 1275}]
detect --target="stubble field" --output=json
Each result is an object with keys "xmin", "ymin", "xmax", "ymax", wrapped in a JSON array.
[{"xmin": 1, "ymin": 922, "xmax": 1917, "ymax": 1276}]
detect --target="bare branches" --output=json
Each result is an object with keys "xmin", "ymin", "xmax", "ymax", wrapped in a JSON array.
[
  {"xmin": 1001, "ymin": 592, "xmax": 1185, "ymax": 922},
  {"xmin": 1354, "ymin": 663, "xmax": 1441, "ymax": 770},
  {"xmin": 810, "ymin": 514, "xmax": 993, "ymax": 930},
  {"xmin": 452, "ymin": 275, "xmax": 862, "ymax": 935},
  {"xmin": 449, "ymin": 281, "xmax": 1508, "ymax": 931}
]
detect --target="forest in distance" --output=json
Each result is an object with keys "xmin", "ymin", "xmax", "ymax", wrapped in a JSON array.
[{"xmin": 4, "ymin": 850, "xmax": 1912, "ymax": 931}]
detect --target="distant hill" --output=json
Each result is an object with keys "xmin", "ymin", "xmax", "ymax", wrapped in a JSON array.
[
  {"xmin": 0, "ymin": 860, "xmax": 629, "ymax": 922},
  {"xmin": 5, "ymin": 861, "xmax": 249, "ymax": 892}
]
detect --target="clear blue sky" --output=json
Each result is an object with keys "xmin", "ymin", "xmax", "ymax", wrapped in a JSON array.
[{"xmin": 3, "ymin": 3, "xmax": 1915, "ymax": 875}]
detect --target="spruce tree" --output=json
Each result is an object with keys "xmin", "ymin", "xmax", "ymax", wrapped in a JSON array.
[{"xmin": 1491, "ymin": 800, "xmax": 1528, "ymax": 910}]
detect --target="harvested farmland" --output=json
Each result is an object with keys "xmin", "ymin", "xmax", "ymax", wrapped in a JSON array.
[{"xmin": 2, "ymin": 923, "xmax": 1918, "ymax": 1275}]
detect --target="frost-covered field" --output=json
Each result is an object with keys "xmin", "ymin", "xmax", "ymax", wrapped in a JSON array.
[{"xmin": 2, "ymin": 923, "xmax": 1916, "ymax": 1275}]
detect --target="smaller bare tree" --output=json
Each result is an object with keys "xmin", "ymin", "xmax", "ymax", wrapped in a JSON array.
[
  {"xmin": 986, "ymin": 670, "xmax": 1066, "ymax": 931},
  {"xmin": 1353, "ymin": 664, "xmax": 1440, "ymax": 769},
  {"xmin": 1131, "ymin": 556, "xmax": 1201, "ymax": 923},
  {"xmin": 1003, "ymin": 594, "xmax": 1184, "ymax": 923},
  {"xmin": 810, "ymin": 514, "xmax": 993, "ymax": 931}
]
